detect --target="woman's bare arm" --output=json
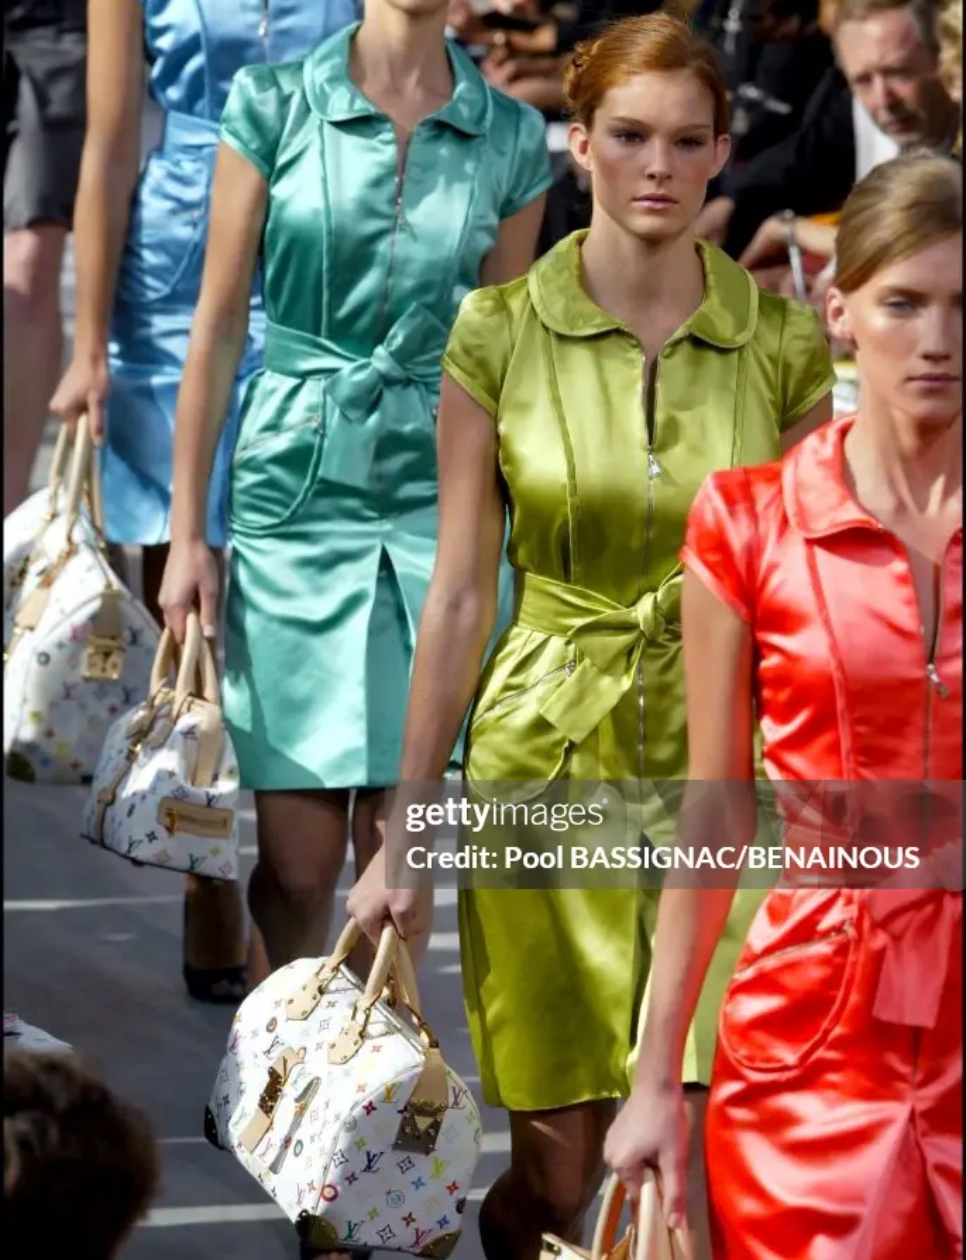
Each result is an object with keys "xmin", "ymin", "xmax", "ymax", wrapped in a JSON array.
[
  {"xmin": 168, "ymin": 145, "xmax": 267, "ymax": 545},
  {"xmin": 479, "ymin": 194, "xmax": 547, "ymax": 287},
  {"xmin": 393, "ymin": 375, "xmax": 507, "ymax": 790},
  {"xmin": 71, "ymin": 0, "xmax": 143, "ymax": 362},
  {"xmin": 632, "ymin": 570, "xmax": 758, "ymax": 1089}
]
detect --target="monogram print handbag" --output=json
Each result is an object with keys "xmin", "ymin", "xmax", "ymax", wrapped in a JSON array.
[
  {"xmin": 81, "ymin": 612, "xmax": 239, "ymax": 880},
  {"xmin": 4, "ymin": 416, "xmax": 160, "ymax": 784},
  {"xmin": 206, "ymin": 919, "xmax": 482, "ymax": 1256}
]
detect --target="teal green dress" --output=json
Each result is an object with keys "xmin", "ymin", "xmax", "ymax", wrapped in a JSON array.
[
  {"xmin": 217, "ymin": 24, "xmax": 551, "ymax": 789},
  {"xmin": 442, "ymin": 230, "xmax": 837, "ymax": 1111}
]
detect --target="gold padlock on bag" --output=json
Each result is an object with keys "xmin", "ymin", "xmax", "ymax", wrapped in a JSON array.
[{"xmin": 540, "ymin": 1168, "xmax": 693, "ymax": 1260}]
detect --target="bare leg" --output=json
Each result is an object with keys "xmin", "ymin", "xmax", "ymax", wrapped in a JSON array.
[
  {"xmin": 4, "ymin": 224, "xmax": 66, "ymax": 515},
  {"xmin": 248, "ymin": 788, "xmax": 351, "ymax": 971},
  {"xmin": 479, "ymin": 1099, "xmax": 618, "ymax": 1260}
]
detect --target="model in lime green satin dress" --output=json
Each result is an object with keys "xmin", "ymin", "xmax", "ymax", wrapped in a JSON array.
[
  {"xmin": 442, "ymin": 229, "xmax": 836, "ymax": 1111},
  {"xmin": 216, "ymin": 23, "xmax": 551, "ymax": 789}
]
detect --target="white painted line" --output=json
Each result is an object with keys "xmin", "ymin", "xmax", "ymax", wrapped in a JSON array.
[
  {"xmin": 4, "ymin": 895, "xmax": 181, "ymax": 912},
  {"xmin": 144, "ymin": 1204, "xmax": 285, "ymax": 1227}
]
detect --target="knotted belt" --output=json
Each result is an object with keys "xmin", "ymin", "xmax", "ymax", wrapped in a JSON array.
[
  {"xmin": 515, "ymin": 568, "xmax": 683, "ymax": 746},
  {"xmin": 263, "ymin": 309, "xmax": 449, "ymax": 490},
  {"xmin": 865, "ymin": 889, "xmax": 961, "ymax": 1029}
]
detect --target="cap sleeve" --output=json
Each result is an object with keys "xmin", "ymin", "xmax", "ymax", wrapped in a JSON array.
[
  {"xmin": 501, "ymin": 102, "xmax": 553, "ymax": 220},
  {"xmin": 219, "ymin": 64, "xmax": 284, "ymax": 183},
  {"xmin": 441, "ymin": 286, "xmax": 512, "ymax": 419},
  {"xmin": 680, "ymin": 469, "xmax": 759, "ymax": 624},
  {"xmin": 779, "ymin": 299, "xmax": 837, "ymax": 430}
]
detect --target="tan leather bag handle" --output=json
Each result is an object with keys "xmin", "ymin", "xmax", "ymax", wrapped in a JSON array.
[
  {"xmin": 329, "ymin": 917, "xmax": 423, "ymax": 1018},
  {"xmin": 62, "ymin": 414, "xmax": 105, "ymax": 538},
  {"xmin": 149, "ymin": 612, "xmax": 220, "ymax": 711},
  {"xmin": 592, "ymin": 1172, "xmax": 693, "ymax": 1260}
]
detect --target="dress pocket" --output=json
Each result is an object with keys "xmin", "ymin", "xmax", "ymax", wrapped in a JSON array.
[
  {"xmin": 465, "ymin": 628, "xmax": 575, "ymax": 794},
  {"xmin": 228, "ymin": 378, "xmax": 325, "ymax": 535},
  {"xmin": 717, "ymin": 920, "xmax": 857, "ymax": 1075},
  {"xmin": 115, "ymin": 150, "xmax": 212, "ymax": 307}
]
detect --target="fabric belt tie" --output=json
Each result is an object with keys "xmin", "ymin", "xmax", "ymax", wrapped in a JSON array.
[
  {"xmin": 515, "ymin": 569, "xmax": 682, "ymax": 746},
  {"xmin": 160, "ymin": 111, "xmax": 221, "ymax": 153},
  {"xmin": 865, "ymin": 889, "xmax": 961, "ymax": 1028},
  {"xmin": 263, "ymin": 310, "xmax": 447, "ymax": 489}
]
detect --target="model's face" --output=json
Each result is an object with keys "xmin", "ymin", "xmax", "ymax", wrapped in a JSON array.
[
  {"xmin": 835, "ymin": 10, "xmax": 944, "ymax": 145},
  {"xmin": 827, "ymin": 234, "xmax": 963, "ymax": 426},
  {"xmin": 569, "ymin": 70, "xmax": 730, "ymax": 244}
]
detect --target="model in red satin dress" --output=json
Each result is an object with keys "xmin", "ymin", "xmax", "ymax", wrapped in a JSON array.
[
  {"xmin": 684, "ymin": 415, "xmax": 962, "ymax": 1260},
  {"xmin": 602, "ymin": 152, "xmax": 962, "ymax": 1260}
]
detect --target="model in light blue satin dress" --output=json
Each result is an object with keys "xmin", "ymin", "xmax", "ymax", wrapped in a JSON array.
[{"xmin": 103, "ymin": 0, "xmax": 361, "ymax": 546}]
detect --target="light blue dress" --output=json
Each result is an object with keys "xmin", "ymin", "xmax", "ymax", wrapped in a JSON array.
[
  {"xmin": 103, "ymin": 0, "xmax": 361, "ymax": 546},
  {"xmin": 217, "ymin": 26, "xmax": 552, "ymax": 788}
]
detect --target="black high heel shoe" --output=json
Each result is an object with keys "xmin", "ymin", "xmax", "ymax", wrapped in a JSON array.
[{"xmin": 182, "ymin": 960, "xmax": 248, "ymax": 1005}]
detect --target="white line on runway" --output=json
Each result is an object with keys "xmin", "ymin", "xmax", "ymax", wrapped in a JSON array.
[
  {"xmin": 145, "ymin": 1190, "xmax": 493, "ymax": 1227},
  {"xmin": 145, "ymin": 1173, "xmax": 607, "ymax": 1228},
  {"xmin": 159, "ymin": 1128, "xmax": 506, "ymax": 1152},
  {"xmin": 4, "ymin": 895, "xmax": 182, "ymax": 911}
]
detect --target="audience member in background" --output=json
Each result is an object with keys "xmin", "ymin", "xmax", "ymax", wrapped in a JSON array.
[
  {"xmin": 698, "ymin": 0, "xmax": 959, "ymax": 258},
  {"xmin": 703, "ymin": 0, "xmax": 834, "ymax": 171},
  {"xmin": 939, "ymin": 0, "xmax": 962, "ymax": 147},
  {"xmin": 3, "ymin": 1, "xmax": 87, "ymax": 517},
  {"xmin": 4, "ymin": 1050, "xmax": 160, "ymax": 1260}
]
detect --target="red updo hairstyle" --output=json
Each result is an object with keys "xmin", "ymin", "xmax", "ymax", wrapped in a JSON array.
[{"xmin": 563, "ymin": 9, "xmax": 730, "ymax": 135}]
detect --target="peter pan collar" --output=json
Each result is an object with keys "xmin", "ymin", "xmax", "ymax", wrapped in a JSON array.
[
  {"xmin": 527, "ymin": 230, "xmax": 759, "ymax": 348},
  {"xmin": 303, "ymin": 22, "xmax": 490, "ymax": 137}
]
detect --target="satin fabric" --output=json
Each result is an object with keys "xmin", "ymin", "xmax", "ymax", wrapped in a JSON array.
[
  {"xmin": 443, "ymin": 230, "xmax": 838, "ymax": 1110},
  {"xmin": 683, "ymin": 417, "xmax": 963, "ymax": 1259},
  {"xmin": 217, "ymin": 25, "xmax": 552, "ymax": 788},
  {"xmin": 103, "ymin": 0, "xmax": 360, "ymax": 546}
]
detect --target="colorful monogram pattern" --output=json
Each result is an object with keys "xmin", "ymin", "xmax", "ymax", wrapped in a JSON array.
[
  {"xmin": 82, "ymin": 693, "xmax": 240, "ymax": 881},
  {"xmin": 4, "ymin": 530, "xmax": 160, "ymax": 785},
  {"xmin": 3, "ymin": 496, "xmax": 93, "ymax": 645},
  {"xmin": 209, "ymin": 957, "xmax": 483, "ymax": 1254}
]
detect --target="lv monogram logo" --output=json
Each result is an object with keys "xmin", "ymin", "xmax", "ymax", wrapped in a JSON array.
[
  {"xmin": 363, "ymin": 1151, "xmax": 384, "ymax": 1174},
  {"xmin": 382, "ymin": 1082, "xmax": 400, "ymax": 1103},
  {"xmin": 343, "ymin": 1221, "xmax": 363, "ymax": 1241},
  {"xmin": 431, "ymin": 1156, "xmax": 449, "ymax": 1180},
  {"xmin": 412, "ymin": 1227, "xmax": 431, "ymax": 1248}
]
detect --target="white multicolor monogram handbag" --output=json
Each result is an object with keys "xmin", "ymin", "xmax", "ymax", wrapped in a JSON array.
[
  {"xmin": 206, "ymin": 920, "xmax": 482, "ymax": 1256},
  {"xmin": 541, "ymin": 1171, "xmax": 692, "ymax": 1260},
  {"xmin": 3, "ymin": 425, "xmax": 94, "ymax": 639},
  {"xmin": 82, "ymin": 613, "xmax": 240, "ymax": 880},
  {"xmin": 3, "ymin": 417, "xmax": 160, "ymax": 784}
]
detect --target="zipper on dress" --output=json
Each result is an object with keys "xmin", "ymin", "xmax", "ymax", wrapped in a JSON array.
[
  {"xmin": 481, "ymin": 660, "xmax": 575, "ymax": 717},
  {"xmin": 639, "ymin": 354, "xmax": 660, "ymax": 785},
  {"xmin": 259, "ymin": 0, "xmax": 269, "ymax": 42},
  {"xmin": 377, "ymin": 130, "xmax": 413, "ymax": 341},
  {"xmin": 923, "ymin": 557, "xmax": 950, "ymax": 786}
]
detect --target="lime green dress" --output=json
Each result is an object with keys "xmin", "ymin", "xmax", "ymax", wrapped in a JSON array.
[{"xmin": 442, "ymin": 230, "xmax": 836, "ymax": 1111}]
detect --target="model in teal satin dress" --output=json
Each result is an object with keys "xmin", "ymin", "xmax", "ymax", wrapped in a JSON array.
[{"xmin": 218, "ymin": 23, "xmax": 552, "ymax": 788}]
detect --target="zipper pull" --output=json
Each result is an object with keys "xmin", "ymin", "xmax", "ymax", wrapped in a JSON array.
[
  {"xmin": 647, "ymin": 451, "xmax": 662, "ymax": 479},
  {"xmin": 927, "ymin": 662, "xmax": 949, "ymax": 696},
  {"xmin": 258, "ymin": 0, "xmax": 269, "ymax": 40}
]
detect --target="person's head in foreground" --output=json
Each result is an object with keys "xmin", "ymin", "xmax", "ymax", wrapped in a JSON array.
[
  {"xmin": 826, "ymin": 150, "xmax": 962, "ymax": 427},
  {"xmin": 564, "ymin": 11, "xmax": 732, "ymax": 247},
  {"xmin": 4, "ymin": 1050, "xmax": 160, "ymax": 1260}
]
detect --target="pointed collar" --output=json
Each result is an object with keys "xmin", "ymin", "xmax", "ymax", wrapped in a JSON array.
[
  {"xmin": 783, "ymin": 415, "xmax": 883, "ymax": 537},
  {"xmin": 303, "ymin": 23, "xmax": 490, "ymax": 137},
  {"xmin": 527, "ymin": 230, "xmax": 759, "ymax": 347}
]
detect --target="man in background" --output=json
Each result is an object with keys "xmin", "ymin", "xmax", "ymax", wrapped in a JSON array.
[
  {"xmin": 3, "ymin": 2, "xmax": 87, "ymax": 516},
  {"xmin": 698, "ymin": 0, "xmax": 959, "ymax": 257}
]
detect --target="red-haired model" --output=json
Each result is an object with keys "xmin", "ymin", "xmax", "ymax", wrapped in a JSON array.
[{"xmin": 606, "ymin": 151, "xmax": 962, "ymax": 1260}]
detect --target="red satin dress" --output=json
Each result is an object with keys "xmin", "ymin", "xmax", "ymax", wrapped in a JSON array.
[{"xmin": 681, "ymin": 416, "xmax": 963, "ymax": 1260}]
